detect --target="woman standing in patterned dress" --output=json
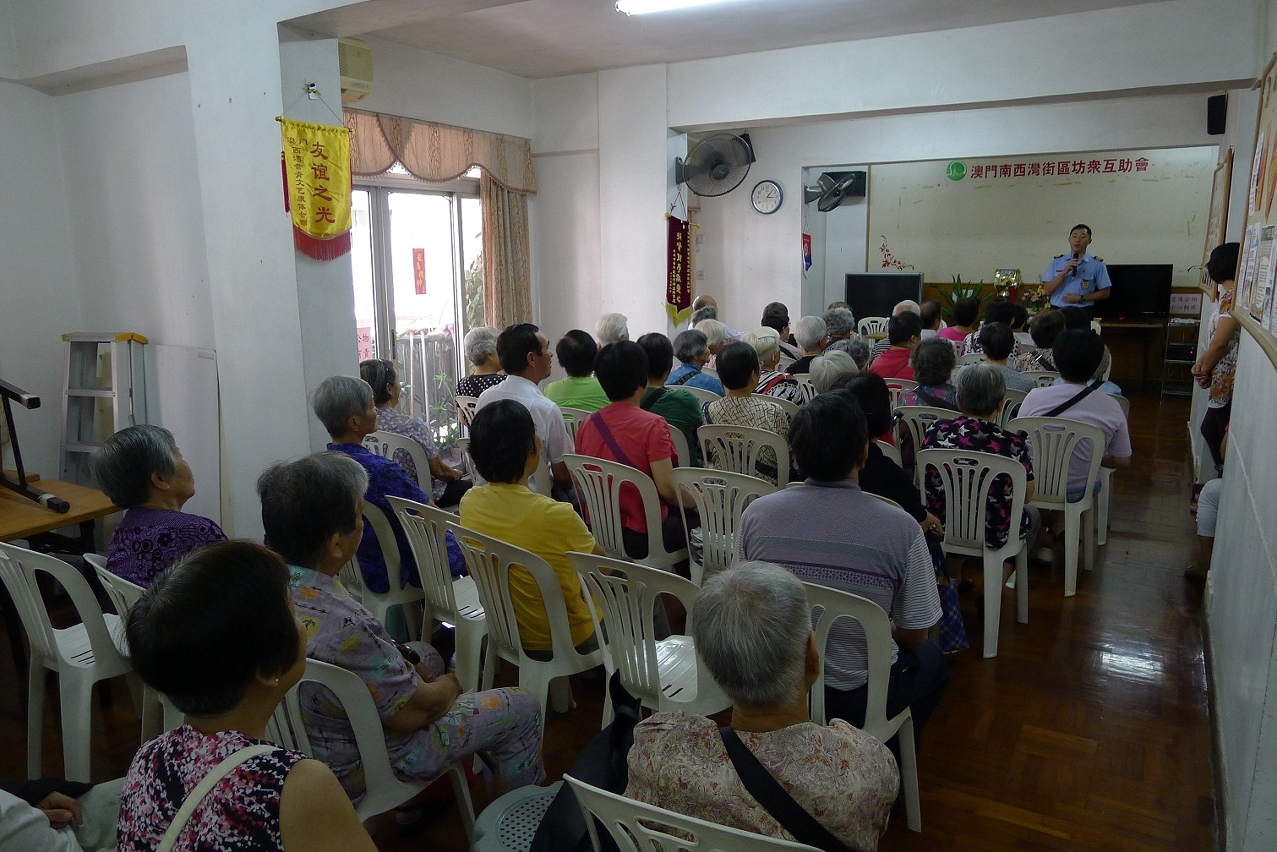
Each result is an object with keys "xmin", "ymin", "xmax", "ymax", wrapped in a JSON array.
[
  {"xmin": 119, "ymin": 541, "xmax": 375, "ymax": 852},
  {"xmin": 1192, "ymin": 242, "xmax": 1241, "ymax": 478}
]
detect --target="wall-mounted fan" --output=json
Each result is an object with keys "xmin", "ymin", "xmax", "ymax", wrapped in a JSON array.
[
  {"xmin": 803, "ymin": 170, "xmax": 866, "ymax": 212},
  {"xmin": 676, "ymin": 133, "xmax": 755, "ymax": 197}
]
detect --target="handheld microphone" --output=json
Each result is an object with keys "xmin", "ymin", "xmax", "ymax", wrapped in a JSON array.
[
  {"xmin": 37, "ymin": 493, "xmax": 70, "ymax": 514},
  {"xmin": 1071, "ymin": 251, "xmax": 1082, "ymax": 276}
]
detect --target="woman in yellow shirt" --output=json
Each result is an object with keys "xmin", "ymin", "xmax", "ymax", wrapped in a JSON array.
[{"xmin": 459, "ymin": 399, "xmax": 608, "ymax": 660}]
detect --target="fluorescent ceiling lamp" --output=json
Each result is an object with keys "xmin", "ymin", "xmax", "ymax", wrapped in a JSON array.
[{"xmin": 617, "ymin": 0, "xmax": 740, "ymax": 15}]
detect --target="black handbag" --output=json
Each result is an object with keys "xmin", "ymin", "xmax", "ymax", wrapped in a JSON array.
[{"xmin": 529, "ymin": 672, "xmax": 642, "ymax": 852}]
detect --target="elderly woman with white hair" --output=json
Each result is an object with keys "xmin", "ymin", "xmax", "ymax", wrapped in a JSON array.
[
  {"xmin": 457, "ymin": 326, "xmax": 506, "ymax": 398},
  {"xmin": 822, "ymin": 306, "xmax": 856, "ymax": 345},
  {"xmin": 626, "ymin": 561, "xmax": 899, "ymax": 851},
  {"xmin": 594, "ymin": 312, "xmax": 629, "ymax": 347},
  {"xmin": 827, "ymin": 336, "xmax": 872, "ymax": 370},
  {"xmin": 809, "ymin": 349, "xmax": 860, "ymax": 395},
  {"xmin": 694, "ymin": 318, "xmax": 730, "ymax": 357},
  {"xmin": 666, "ymin": 329, "xmax": 725, "ymax": 395},
  {"xmin": 786, "ymin": 315, "xmax": 828, "ymax": 374},
  {"xmin": 742, "ymin": 326, "xmax": 809, "ymax": 405}
]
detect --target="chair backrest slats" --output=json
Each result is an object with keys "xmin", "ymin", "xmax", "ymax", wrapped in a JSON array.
[
  {"xmin": 363, "ymin": 430, "xmax": 433, "ymax": 492},
  {"xmin": 670, "ymin": 468, "xmax": 775, "ymax": 585},
  {"xmin": 387, "ymin": 496, "xmax": 459, "ymax": 620},
  {"xmin": 916, "ymin": 449, "xmax": 1027, "ymax": 559},
  {"xmin": 1007, "ymin": 416, "xmax": 1105, "ymax": 506},
  {"xmin": 698, "ymin": 424, "xmax": 789, "ymax": 486}
]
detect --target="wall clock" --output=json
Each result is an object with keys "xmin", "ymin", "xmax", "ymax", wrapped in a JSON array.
[{"xmin": 751, "ymin": 180, "xmax": 783, "ymax": 214}]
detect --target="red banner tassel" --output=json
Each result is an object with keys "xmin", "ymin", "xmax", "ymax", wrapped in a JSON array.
[{"xmin": 294, "ymin": 228, "xmax": 352, "ymax": 261}]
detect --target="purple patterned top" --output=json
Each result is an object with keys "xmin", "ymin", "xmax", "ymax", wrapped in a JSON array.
[
  {"xmin": 105, "ymin": 507, "xmax": 227, "ymax": 588},
  {"xmin": 327, "ymin": 443, "xmax": 426, "ymax": 594},
  {"xmin": 118, "ymin": 725, "xmax": 306, "ymax": 852},
  {"xmin": 920, "ymin": 416, "xmax": 1034, "ymax": 549}
]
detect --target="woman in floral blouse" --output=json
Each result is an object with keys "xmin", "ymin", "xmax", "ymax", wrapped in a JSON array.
[
  {"xmin": 626, "ymin": 562, "xmax": 898, "ymax": 852},
  {"xmin": 1191, "ymin": 242, "xmax": 1240, "ymax": 477},
  {"xmin": 920, "ymin": 364, "xmax": 1039, "ymax": 552}
]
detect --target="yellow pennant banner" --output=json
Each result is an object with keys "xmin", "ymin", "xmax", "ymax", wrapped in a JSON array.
[{"xmin": 279, "ymin": 118, "xmax": 352, "ymax": 260}]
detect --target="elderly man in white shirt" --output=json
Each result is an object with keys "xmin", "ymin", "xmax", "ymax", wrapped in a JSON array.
[{"xmin": 475, "ymin": 323, "xmax": 573, "ymax": 493}]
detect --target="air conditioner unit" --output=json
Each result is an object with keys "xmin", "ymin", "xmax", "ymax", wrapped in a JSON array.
[{"xmin": 338, "ymin": 37, "xmax": 373, "ymax": 103}]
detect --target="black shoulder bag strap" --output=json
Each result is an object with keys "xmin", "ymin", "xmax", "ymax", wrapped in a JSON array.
[
  {"xmin": 671, "ymin": 370, "xmax": 698, "ymax": 387},
  {"xmin": 1043, "ymin": 380, "xmax": 1103, "ymax": 418},
  {"xmin": 718, "ymin": 727, "xmax": 854, "ymax": 852},
  {"xmin": 640, "ymin": 387, "xmax": 667, "ymax": 411}
]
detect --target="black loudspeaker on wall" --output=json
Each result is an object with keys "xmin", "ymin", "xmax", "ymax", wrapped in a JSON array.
[{"xmin": 1207, "ymin": 94, "xmax": 1227, "ymax": 136}]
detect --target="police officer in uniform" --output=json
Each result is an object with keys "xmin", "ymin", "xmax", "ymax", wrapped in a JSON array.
[{"xmin": 1041, "ymin": 224, "xmax": 1112, "ymax": 312}]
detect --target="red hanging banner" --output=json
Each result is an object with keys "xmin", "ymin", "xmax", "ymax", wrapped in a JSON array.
[
  {"xmin": 666, "ymin": 215, "xmax": 692, "ymax": 326},
  {"xmin": 413, "ymin": 248, "xmax": 427, "ymax": 295}
]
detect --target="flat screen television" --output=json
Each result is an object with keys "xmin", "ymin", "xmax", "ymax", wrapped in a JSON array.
[
  {"xmin": 1092, "ymin": 264, "xmax": 1173, "ymax": 321},
  {"xmin": 844, "ymin": 272, "xmax": 924, "ymax": 321}
]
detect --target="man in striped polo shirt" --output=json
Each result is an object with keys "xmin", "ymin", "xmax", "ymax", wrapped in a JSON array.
[{"xmin": 733, "ymin": 391, "xmax": 949, "ymax": 746}]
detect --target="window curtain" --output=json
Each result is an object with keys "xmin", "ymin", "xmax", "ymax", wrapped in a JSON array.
[
  {"xmin": 480, "ymin": 173, "xmax": 533, "ymax": 329},
  {"xmin": 344, "ymin": 109, "xmax": 536, "ymax": 326}
]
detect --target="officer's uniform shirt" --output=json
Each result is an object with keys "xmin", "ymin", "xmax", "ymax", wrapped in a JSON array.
[{"xmin": 1042, "ymin": 252, "xmax": 1112, "ymax": 308}]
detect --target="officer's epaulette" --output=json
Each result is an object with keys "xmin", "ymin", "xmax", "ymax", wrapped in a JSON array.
[
  {"xmin": 1093, "ymin": 255, "xmax": 1103, "ymax": 261},
  {"xmin": 1054, "ymin": 253, "xmax": 1066, "ymax": 259}
]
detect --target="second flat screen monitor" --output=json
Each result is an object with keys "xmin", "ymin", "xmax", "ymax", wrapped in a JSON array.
[{"xmin": 845, "ymin": 273, "xmax": 924, "ymax": 322}]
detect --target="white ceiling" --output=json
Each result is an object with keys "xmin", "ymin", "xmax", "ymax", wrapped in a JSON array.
[{"xmin": 355, "ymin": 0, "xmax": 1163, "ymax": 79}]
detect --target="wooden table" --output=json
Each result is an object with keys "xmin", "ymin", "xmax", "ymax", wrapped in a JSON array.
[{"xmin": 0, "ymin": 477, "xmax": 117, "ymax": 545}]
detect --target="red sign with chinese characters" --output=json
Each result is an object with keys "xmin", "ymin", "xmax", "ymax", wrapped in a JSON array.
[
  {"xmin": 413, "ymin": 248, "xmax": 426, "ymax": 295},
  {"xmin": 666, "ymin": 216, "xmax": 692, "ymax": 326}
]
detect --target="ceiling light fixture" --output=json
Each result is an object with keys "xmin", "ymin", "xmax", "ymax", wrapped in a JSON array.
[{"xmin": 616, "ymin": 0, "xmax": 739, "ymax": 15}]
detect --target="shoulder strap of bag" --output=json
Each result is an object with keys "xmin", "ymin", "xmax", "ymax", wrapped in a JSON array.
[
  {"xmin": 914, "ymin": 387, "xmax": 958, "ymax": 411},
  {"xmin": 640, "ymin": 387, "xmax": 668, "ymax": 411},
  {"xmin": 718, "ymin": 727, "xmax": 854, "ymax": 852},
  {"xmin": 157, "ymin": 744, "xmax": 277, "ymax": 852},
  {"xmin": 671, "ymin": 370, "xmax": 698, "ymax": 387},
  {"xmin": 1043, "ymin": 380, "xmax": 1103, "ymax": 418},
  {"xmin": 587, "ymin": 412, "xmax": 639, "ymax": 470}
]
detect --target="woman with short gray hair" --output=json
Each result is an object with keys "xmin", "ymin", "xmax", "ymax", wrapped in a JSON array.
[
  {"xmin": 828, "ymin": 336, "xmax": 872, "ymax": 370},
  {"xmin": 787, "ymin": 316, "xmax": 828, "ymax": 374},
  {"xmin": 742, "ymin": 326, "xmax": 809, "ymax": 405},
  {"xmin": 920, "ymin": 363, "xmax": 1040, "ymax": 554},
  {"xmin": 822, "ymin": 306, "xmax": 856, "ymax": 343},
  {"xmin": 901, "ymin": 337, "xmax": 958, "ymax": 409},
  {"xmin": 312, "ymin": 375, "xmax": 433, "ymax": 596},
  {"xmin": 625, "ymin": 561, "xmax": 899, "ymax": 851},
  {"xmin": 694, "ymin": 318, "xmax": 729, "ymax": 355},
  {"xmin": 92, "ymin": 424, "xmax": 226, "ymax": 587},
  {"xmin": 810, "ymin": 350, "xmax": 859, "ymax": 394},
  {"xmin": 666, "ymin": 329, "xmax": 725, "ymax": 394},
  {"xmin": 457, "ymin": 326, "xmax": 506, "ymax": 398},
  {"xmin": 595, "ymin": 312, "xmax": 629, "ymax": 347}
]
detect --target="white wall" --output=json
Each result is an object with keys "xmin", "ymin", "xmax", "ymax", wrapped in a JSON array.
[
  {"xmin": 354, "ymin": 35, "xmax": 533, "ymax": 138},
  {"xmin": 0, "ymin": 80, "xmax": 80, "ymax": 478},
  {"xmin": 666, "ymin": 0, "xmax": 1258, "ymax": 131},
  {"xmin": 55, "ymin": 72, "xmax": 214, "ymax": 351}
]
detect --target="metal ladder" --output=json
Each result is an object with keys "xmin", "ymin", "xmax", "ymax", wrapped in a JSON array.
[{"xmin": 59, "ymin": 332, "xmax": 149, "ymax": 485}]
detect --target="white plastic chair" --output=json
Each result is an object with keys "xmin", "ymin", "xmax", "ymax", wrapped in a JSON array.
[
  {"xmin": 750, "ymin": 393, "xmax": 800, "ymax": 421},
  {"xmin": 338, "ymin": 501, "xmax": 425, "ymax": 635},
  {"xmin": 562, "ymin": 454, "xmax": 688, "ymax": 573},
  {"xmin": 701, "ymin": 366, "xmax": 719, "ymax": 381},
  {"xmin": 564, "ymin": 774, "xmax": 821, "ymax": 852},
  {"xmin": 1009, "ymin": 416, "xmax": 1105, "ymax": 597},
  {"xmin": 858, "ymin": 316, "xmax": 889, "ymax": 337},
  {"xmin": 387, "ymin": 496, "xmax": 488, "ymax": 694},
  {"xmin": 561, "ymin": 406, "xmax": 591, "ymax": 445},
  {"xmin": 1023, "ymin": 370, "xmax": 1061, "ymax": 388},
  {"xmin": 446, "ymin": 523, "xmax": 604, "ymax": 735},
  {"xmin": 916, "ymin": 449, "xmax": 1030, "ymax": 659},
  {"xmin": 893, "ymin": 405, "xmax": 955, "ymax": 489},
  {"xmin": 455, "ymin": 395, "xmax": 480, "ymax": 431},
  {"xmin": 885, "ymin": 378, "xmax": 918, "ymax": 411},
  {"xmin": 0, "ymin": 543, "xmax": 133, "ymax": 782},
  {"xmin": 454, "ymin": 437, "xmax": 478, "ymax": 482},
  {"xmin": 958, "ymin": 352, "xmax": 986, "ymax": 366},
  {"xmin": 363, "ymin": 429, "xmax": 433, "ymax": 493},
  {"xmin": 267, "ymin": 657, "xmax": 475, "ymax": 838},
  {"xmin": 667, "ymin": 423, "xmax": 692, "ymax": 468},
  {"xmin": 567, "ymin": 551, "xmax": 731, "ymax": 725},
  {"xmin": 997, "ymin": 388, "xmax": 1029, "ymax": 429},
  {"xmin": 875, "ymin": 439, "xmax": 902, "ymax": 467},
  {"xmin": 683, "ymin": 385, "xmax": 723, "ymax": 406},
  {"xmin": 670, "ymin": 468, "xmax": 775, "ymax": 585},
  {"xmin": 698, "ymin": 424, "xmax": 790, "ymax": 486},
  {"xmin": 1096, "ymin": 395, "xmax": 1130, "ymax": 546},
  {"xmin": 84, "ymin": 554, "xmax": 182, "ymax": 741},
  {"xmin": 804, "ymin": 581, "xmax": 921, "ymax": 832}
]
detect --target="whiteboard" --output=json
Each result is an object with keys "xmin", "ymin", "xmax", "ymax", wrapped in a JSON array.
[{"xmin": 867, "ymin": 147, "xmax": 1217, "ymax": 288}]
